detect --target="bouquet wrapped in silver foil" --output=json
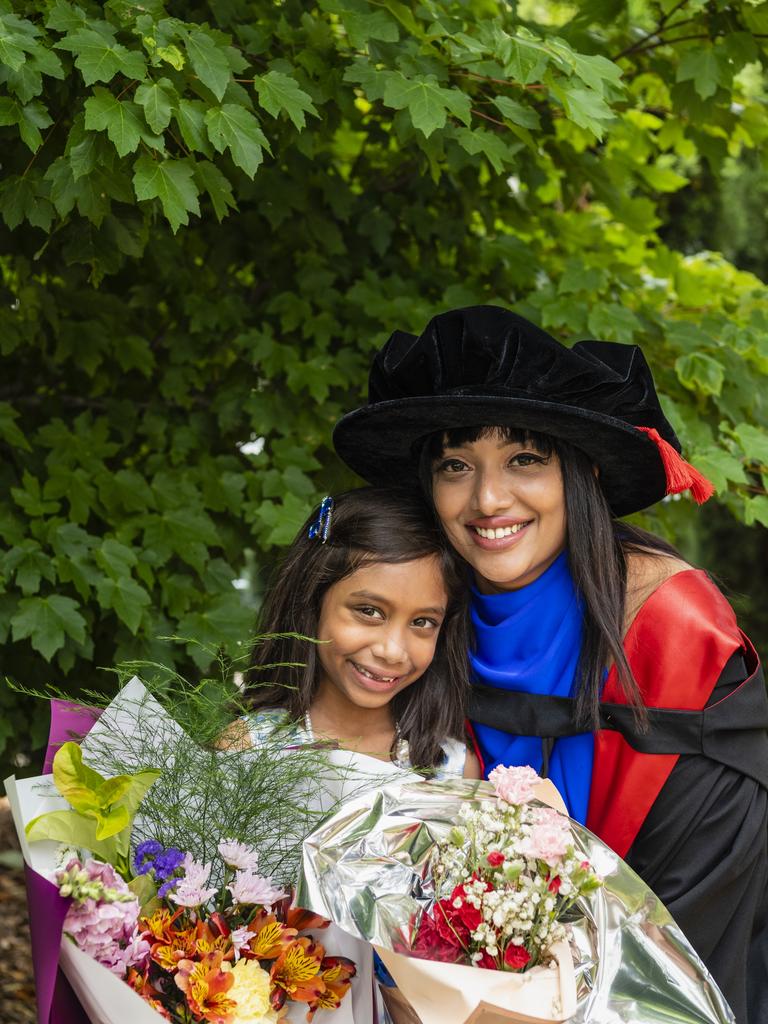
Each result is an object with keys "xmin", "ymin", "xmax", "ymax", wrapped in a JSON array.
[{"xmin": 297, "ymin": 777, "xmax": 734, "ymax": 1024}]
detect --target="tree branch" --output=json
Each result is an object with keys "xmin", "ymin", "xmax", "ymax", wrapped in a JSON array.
[{"xmin": 612, "ymin": 0, "xmax": 692, "ymax": 60}]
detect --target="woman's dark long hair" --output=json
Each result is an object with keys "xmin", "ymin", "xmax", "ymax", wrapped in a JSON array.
[
  {"xmin": 246, "ymin": 487, "xmax": 470, "ymax": 771},
  {"xmin": 423, "ymin": 426, "xmax": 681, "ymax": 729}
]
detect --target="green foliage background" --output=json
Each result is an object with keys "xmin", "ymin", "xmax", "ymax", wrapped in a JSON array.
[{"xmin": 2, "ymin": 0, "xmax": 768, "ymax": 775}]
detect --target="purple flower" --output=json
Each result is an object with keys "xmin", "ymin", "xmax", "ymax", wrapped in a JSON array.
[
  {"xmin": 153, "ymin": 848, "xmax": 185, "ymax": 880},
  {"xmin": 157, "ymin": 877, "xmax": 179, "ymax": 899},
  {"xmin": 133, "ymin": 840, "xmax": 163, "ymax": 876}
]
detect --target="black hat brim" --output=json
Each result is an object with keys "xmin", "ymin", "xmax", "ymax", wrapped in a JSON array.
[{"xmin": 333, "ymin": 394, "xmax": 667, "ymax": 518}]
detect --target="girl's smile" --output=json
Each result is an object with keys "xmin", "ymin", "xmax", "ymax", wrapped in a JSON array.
[
  {"xmin": 314, "ymin": 557, "xmax": 447, "ymax": 719},
  {"xmin": 431, "ymin": 432, "xmax": 567, "ymax": 593}
]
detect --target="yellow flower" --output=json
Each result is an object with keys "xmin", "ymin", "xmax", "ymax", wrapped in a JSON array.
[{"xmin": 225, "ymin": 959, "xmax": 279, "ymax": 1024}]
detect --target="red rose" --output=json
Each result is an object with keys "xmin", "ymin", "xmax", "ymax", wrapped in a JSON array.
[
  {"xmin": 487, "ymin": 851, "xmax": 505, "ymax": 867},
  {"xmin": 548, "ymin": 875, "xmax": 561, "ymax": 893},
  {"xmin": 503, "ymin": 944, "xmax": 531, "ymax": 971},
  {"xmin": 476, "ymin": 952, "xmax": 499, "ymax": 970},
  {"xmin": 456, "ymin": 901, "xmax": 481, "ymax": 931}
]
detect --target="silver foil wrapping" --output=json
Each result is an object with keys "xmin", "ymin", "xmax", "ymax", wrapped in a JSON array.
[{"xmin": 297, "ymin": 777, "xmax": 735, "ymax": 1024}]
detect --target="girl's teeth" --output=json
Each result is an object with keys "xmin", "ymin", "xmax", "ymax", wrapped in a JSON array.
[
  {"xmin": 356, "ymin": 664, "xmax": 395, "ymax": 682},
  {"xmin": 475, "ymin": 524, "xmax": 527, "ymax": 539}
]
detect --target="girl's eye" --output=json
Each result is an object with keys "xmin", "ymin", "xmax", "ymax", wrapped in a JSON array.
[
  {"xmin": 412, "ymin": 616, "xmax": 441, "ymax": 630},
  {"xmin": 356, "ymin": 605, "xmax": 383, "ymax": 619},
  {"xmin": 435, "ymin": 457, "xmax": 469, "ymax": 474}
]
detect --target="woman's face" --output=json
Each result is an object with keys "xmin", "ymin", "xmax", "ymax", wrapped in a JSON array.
[
  {"xmin": 315, "ymin": 556, "xmax": 447, "ymax": 712},
  {"xmin": 431, "ymin": 431, "xmax": 567, "ymax": 594}
]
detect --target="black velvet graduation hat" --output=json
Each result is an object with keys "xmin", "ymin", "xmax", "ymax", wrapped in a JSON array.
[{"xmin": 333, "ymin": 305, "xmax": 713, "ymax": 517}]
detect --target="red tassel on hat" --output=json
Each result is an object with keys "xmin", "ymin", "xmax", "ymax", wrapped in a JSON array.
[{"xmin": 636, "ymin": 426, "xmax": 715, "ymax": 505}]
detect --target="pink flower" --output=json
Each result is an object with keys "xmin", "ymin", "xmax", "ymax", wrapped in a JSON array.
[
  {"xmin": 488, "ymin": 764, "xmax": 540, "ymax": 805},
  {"xmin": 227, "ymin": 870, "xmax": 286, "ymax": 908},
  {"xmin": 218, "ymin": 838, "xmax": 260, "ymax": 873},
  {"xmin": 59, "ymin": 859, "xmax": 148, "ymax": 976},
  {"xmin": 230, "ymin": 926, "xmax": 257, "ymax": 961},
  {"xmin": 520, "ymin": 807, "xmax": 572, "ymax": 866},
  {"xmin": 169, "ymin": 854, "xmax": 217, "ymax": 908}
]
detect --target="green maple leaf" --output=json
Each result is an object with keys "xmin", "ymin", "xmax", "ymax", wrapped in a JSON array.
[
  {"xmin": 194, "ymin": 160, "xmax": 237, "ymax": 221},
  {"xmin": 587, "ymin": 303, "xmax": 639, "ymax": 343},
  {"xmin": 0, "ymin": 96, "xmax": 53, "ymax": 152},
  {"xmin": 133, "ymin": 154, "xmax": 200, "ymax": 232},
  {"xmin": 45, "ymin": 1, "xmax": 89, "ymax": 32},
  {"xmin": 557, "ymin": 85, "xmax": 614, "ymax": 138},
  {"xmin": 55, "ymin": 28, "xmax": 146, "ymax": 86},
  {"xmin": 184, "ymin": 29, "xmax": 230, "ymax": 101},
  {"xmin": 45, "ymin": 156, "xmax": 79, "ymax": 216},
  {"xmin": 174, "ymin": 98, "xmax": 212, "ymax": 156},
  {"xmin": 675, "ymin": 352, "xmax": 725, "ymax": 397},
  {"xmin": 493, "ymin": 96, "xmax": 540, "ymax": 129},
  {"xmin": 0, "ymin": 22, "xmax": 26, "ymax": 72},
  {"xmin": 255, "ymin": 70, "xmax": 318, "ymax": 130},
  {"xmin": 135, "ymin": 78, "xmax": 176, "ymax": 134},
  {"xmin": 204, "ymin": 104, "xmax": 270, "ymax": 178},
  {"xmin": 382, "ymin": 72, "xmax": 471, "ymax": 138},
  {"xmin": 454, "ymin": 127, "xmax": 519, "ymax": 173},
  {"xmin": 84, "ymin": 87, "xmax": 142, "ymax": 157},
  {"xmin": 676, "ymin": 49, "xmax": 723, "ymax": 100},
  {"xmin": 11, "ymin": 594, "xmax": 87, "ymax": 660},
  {"xmin": 506, "ymin": 36, "xmax": 548, "ymax": 84},
  {"xmin": 0, "ymin": 401, "xmax": 30, "ymax": 451},
  {"xmin": 96, "ymin": 575, "xmax": 150, "ymax": 633}
]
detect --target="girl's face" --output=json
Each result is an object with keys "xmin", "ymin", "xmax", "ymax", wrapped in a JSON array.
[
  {"xmin": 315, "ymin": 556, "xmax": 447, "ymax": 712},
  {"xmin": 431, "ymin": 432, "xmax": 567, "ymax": 594}
]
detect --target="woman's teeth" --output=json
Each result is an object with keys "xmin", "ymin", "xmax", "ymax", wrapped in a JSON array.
[
  {"xmin": 354, "ymin": 663, "xmax": 396, "ymax": 682},
  {"xmin": 474, "ymin": 523, "xmax": 528, "ymax": 539}
]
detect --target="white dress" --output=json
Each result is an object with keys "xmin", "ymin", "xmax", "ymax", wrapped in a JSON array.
[{"xmin": 243, "ymin": 709, "xmax": 468, "ymax": 1023}]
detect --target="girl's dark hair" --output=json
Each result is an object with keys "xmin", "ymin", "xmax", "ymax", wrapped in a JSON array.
[
  {"xmin": 422, "ymin": 426, "xmax": 681, "ymax": 729},
  {"xmin": 246, "ymin": 487, "xmax": 470, "ymax": 771}
]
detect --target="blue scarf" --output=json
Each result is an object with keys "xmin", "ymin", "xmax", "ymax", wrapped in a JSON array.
[{"xmin": 469, "ymin": 551, "xmax": 593, "ymax": 823}]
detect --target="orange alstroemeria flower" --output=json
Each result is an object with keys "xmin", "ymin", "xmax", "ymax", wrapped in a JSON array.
[
  {"xmin": 127, "ymin": 967, "xmax": 172, "ymax": 1020},
  {"xmin": 247, "ymin": 912, "xmax": 297, "ymax": 960},
  {"xmin": 313, "ymin": 956, "xmax": 356, "ymax": 1011},
  {"xmin": 151, "ymin": 927, "xmax": 197, "ymax": 973},
  {"xmin": 285, "ymin": 907, "xmax": 330, "ymax": 932},
  {"xmin": 270, "ymin": 937, "xmax": 326, "ymax": 1005},
  {"xmin": 193, "ymin": 919, "xmax": 233, "ymax": 960},
  {"xmin": 140, "ymin": 908, "xmax": 185, "ymax": 944},
  {"xmin": 175, "ymin": 951, "xmax": 236, "ymax": 1024}
]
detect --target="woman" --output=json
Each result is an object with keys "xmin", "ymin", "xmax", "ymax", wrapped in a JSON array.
[{"xmin": 333, "ymin": 305, "xmax": 768, "ymax": 1023}]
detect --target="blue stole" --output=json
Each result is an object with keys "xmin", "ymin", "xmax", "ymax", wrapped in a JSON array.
[{"xmin": 469, "ymin": 551, "xmax": 594, "ymax": 823}]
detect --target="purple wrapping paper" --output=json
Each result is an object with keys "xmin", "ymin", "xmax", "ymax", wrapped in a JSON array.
[
  {"xmin": 26, "ymin": 699, "xmax": 100, "ymax": 1024},
  {"xmin": 43, "ymin": 701, "xmax": 101, "ymax": 774},
  {"xmin": 25, "ymin": 865, "xmax": 89, "ymax": 1024}
]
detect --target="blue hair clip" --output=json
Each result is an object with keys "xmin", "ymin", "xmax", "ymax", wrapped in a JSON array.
[{"xmin": 308, "ymin": 496, "xmax": 334, "ymax": 544}]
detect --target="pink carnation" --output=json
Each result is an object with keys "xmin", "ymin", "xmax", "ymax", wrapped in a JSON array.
[
  {"xmin": 488, "ymin": 764, "xmax": 540, "ymax": 805},
  {"xmin": 520, "ymin": 807, "xmax": 572, "ymax": 866}
]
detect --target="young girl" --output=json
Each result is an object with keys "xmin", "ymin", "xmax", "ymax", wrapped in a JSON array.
[{"xmin": 242, "ymin": 486, "xmax": 480, "ymax": 780}]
